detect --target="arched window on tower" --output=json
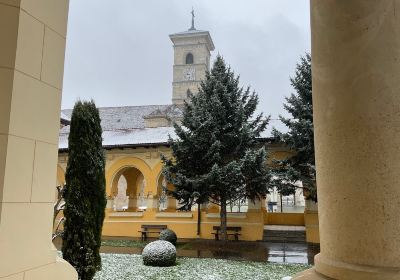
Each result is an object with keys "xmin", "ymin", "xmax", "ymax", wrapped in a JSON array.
[
  {"xmin": 185, "ymin": 53, "xmax": 194, "ymax": 64},
  {"xmin": 186, "ymin": 89, "xmax": 192, "ymax": 98}
]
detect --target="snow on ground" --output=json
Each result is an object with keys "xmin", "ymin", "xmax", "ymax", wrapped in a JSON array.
[{"xmin": 93, "ymin": 253, "xmax": 309, "ymax": 280}]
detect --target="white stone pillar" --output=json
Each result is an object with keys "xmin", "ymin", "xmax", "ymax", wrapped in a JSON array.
[
  {"xmin": 146, "ymin": 194, "xmax": 159, "ymax": 210},
  {"xmin": 0, "ymin": 1, "xmax": 76, "ymax": 279},
  {"xmin": 295, "ymin": 1, "xmax": 400, "ymax": 279}
]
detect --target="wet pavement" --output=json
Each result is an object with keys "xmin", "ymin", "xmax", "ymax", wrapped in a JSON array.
[
  {"xmin": 55, "ymin": 238, "xmax": 319, "ymax": 265},
  {"xmin": 261, "ymin": 242, "xmax": 319, "ymax": 265},
  {"xmin": 103, "ymin": 240, "xmax": 319, "ymax": 265}
]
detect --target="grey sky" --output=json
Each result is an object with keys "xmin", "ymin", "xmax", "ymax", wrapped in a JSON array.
[{"xmin": 62, "ymin": 0, "xmax": 311, "ymax": 131}]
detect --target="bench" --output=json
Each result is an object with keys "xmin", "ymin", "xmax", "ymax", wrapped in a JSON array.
[
  {"xmin": 138, "ymin": 225, "xmax": 167, "ymax": 241},
  {"xmin": 212, "ymin": 226, "xmax": 242, "ymax": 241}
]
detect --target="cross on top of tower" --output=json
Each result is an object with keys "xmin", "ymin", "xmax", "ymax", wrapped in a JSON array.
[{"xmin": 189, "ymin": 8, "xmax": 196, "ymax": 31}]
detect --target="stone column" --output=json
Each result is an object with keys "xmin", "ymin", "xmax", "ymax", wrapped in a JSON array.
[
  {"xmin": 247, "ymin": 200, "xmax": 261, "ymax": 212},
  {"xmin": 295, "ymin": 1, "xmax": 400, "ymax": 279},
  {"xmin": 0, "ymin": 1, "xmax": 76, "ymax": 279},
  {"xmin": 167, "ymin": 197, "xmax": 177, "ymax": 210}
]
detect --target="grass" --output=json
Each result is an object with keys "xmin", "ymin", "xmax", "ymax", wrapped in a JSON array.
[
  {"xmin": 101, "ymin": 239, "xmax": 193, "ymax": 249},
  {"xmin": 94, "ymin": 253, "xmax": 309, "ymax": 280},
  {"xmin": 101, "ymin": 239, "xmax": 147, "ymax": 248}
]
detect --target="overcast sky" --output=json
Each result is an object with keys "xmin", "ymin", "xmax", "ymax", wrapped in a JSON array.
[{"xmin": 62, "ymin": 0, "xmax": 310, "ymax": 131}]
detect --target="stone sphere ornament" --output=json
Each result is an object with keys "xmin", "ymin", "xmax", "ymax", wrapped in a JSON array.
[
  {"xmin": 159, "ymin": 229, "xmax": 178, "ymax": 246},
  {"xmin": 142, "ymin": 240, "xmax": 176, "ymax": 267}
]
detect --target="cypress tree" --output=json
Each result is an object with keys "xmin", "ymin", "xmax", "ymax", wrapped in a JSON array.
[
  {"xmin": 162, "ymin": 56, "xmax": 270, "ymax": 240},
  {"xmin": 62, "ymin": 100, "xmax": 106, "ymax": 280},
  {"xmin": 272, "ymin": 53, "xmax": 317, "ymax": 201}
]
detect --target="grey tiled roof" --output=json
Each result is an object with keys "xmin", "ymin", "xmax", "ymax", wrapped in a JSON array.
[
  {"xmin": 58, "ymin": 104, "xmax": 271, "ymax": 150},
  {"xmin": 144, "ymin": 104, "xmax": 183, "ymax": 119},
  {"xmin": 59, "ymin": 105, "xmax": 181, "ymax": 149},
  {"xmin": 61, "ymin": 105, "xmax": 175, "ymax": 131},
  {"xmin": 59, "ymin": 127, "xmax": 176, "ymax": 150},
  {"xmin": 60, "ymin": 111, "xmax": 71, "ymax": 125}
]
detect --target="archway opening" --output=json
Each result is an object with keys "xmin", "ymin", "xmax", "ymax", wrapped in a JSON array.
[{"xmin": 110, "ymin": 166, "xmax": 146, "ymax": 211}]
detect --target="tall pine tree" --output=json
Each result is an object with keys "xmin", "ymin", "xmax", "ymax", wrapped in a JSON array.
[
  {"xmin": 62, "ymin": 101, "xmax": 106, "ymax": 280},
  {"xmin": 272, "ymin": 53, "xmax": 317, "ymax": 201},
  {"xmin": 162, "ymin": 56, "xmax": 270, "ymax": 240}
]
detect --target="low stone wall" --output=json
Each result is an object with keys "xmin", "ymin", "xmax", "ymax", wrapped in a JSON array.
[
  {"xmin": 102, "ymin": 209, "xmax": 264, "ymax": 241},
  {"xmin": 304, "ymin": 211, "xmax": 319, "ymax": 244},
  {"xmin": 265, "ymin": 212, "xmax": 305, "ymax": 226}
]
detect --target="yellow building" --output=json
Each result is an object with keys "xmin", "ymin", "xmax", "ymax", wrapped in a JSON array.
[{"xmin": 57, "ymin": 20, "xmax": 319, "ymax": 243}]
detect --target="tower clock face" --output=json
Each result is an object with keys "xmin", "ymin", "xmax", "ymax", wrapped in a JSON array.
[{"xmin": 183, "ymin": 67, "xmax": 196, "ymax": 81}]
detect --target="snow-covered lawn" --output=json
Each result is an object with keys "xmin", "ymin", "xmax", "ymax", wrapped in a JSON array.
[{"xmin": 94, "ymin": 253, "xmax": 309, "ymax": 280}]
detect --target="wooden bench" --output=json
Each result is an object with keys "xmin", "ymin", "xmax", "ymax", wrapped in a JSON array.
[
  {"xmin": 212, "ymin": 226, "xmax": 242, "ymax": 241},
  {"xmin": 138, "ymin": 225, "xmax": 167, "ymax": 241}
]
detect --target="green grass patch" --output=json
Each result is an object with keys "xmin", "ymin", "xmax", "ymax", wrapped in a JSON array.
[
  {"xmin": 101, "ymin": 239, "xmax": 193, "ymax": 249},
  {"xmin": 101, "ymin": 239, "xmax": 147, "ymax": 248}
]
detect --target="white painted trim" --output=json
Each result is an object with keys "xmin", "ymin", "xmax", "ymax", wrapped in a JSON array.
[
  {"xmin": 104, "ymin": 220, "xmax": 261, "ymax": 225},
  {"xmin": 155, "ymin": 212, "xmax": 193, "ymax": 218},
  {"xmin": 206, "ymin": 213, "xmax": 247, "ymax": 219},
  {"xmin": 264, "ymin": 225, "xmax": 306, "ymax": 231},
  {"xmin": 108, "ymin": 212, "xmax": 144, "ymax": 217}
]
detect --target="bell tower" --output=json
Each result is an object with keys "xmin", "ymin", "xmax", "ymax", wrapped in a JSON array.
[{"xmin": 169, "ymin": 10, "xmax": 215, "ymax": 105}]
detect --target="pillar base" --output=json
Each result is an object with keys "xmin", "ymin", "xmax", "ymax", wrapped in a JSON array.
[
  {"xmin": 292, "ymin": 268, "xmax": 331, "ymax": 280},
  {"xmin": 23, "ymin": 257, "xmax": 77, "ymax": 280},
  {"xmin": 1, "ymin": 258, "xmax": 77, "ymax": 280},
  {"xmin": 313, "ymin": 254, "xmax": 400, "ymax": 280},
  {"xmin": 294, "ymin": 254, "xmax": 400, "ymax": 280}
]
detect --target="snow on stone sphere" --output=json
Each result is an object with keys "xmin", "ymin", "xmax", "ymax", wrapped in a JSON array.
[{"xmin": 142, "ymin": 240, "xmax": 176, "ymax": 267}]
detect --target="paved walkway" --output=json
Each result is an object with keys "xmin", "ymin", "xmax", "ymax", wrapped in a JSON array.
[{"xmin": 175, "ymin": 240, "xmax": 319, "ymax": 265}]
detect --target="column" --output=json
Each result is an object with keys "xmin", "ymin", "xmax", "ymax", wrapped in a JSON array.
[
  {"xmin": 294, "ymin": 1, "xmax": 400, "ymax": 279},
  {"xmin": 0, "ymin": 1, "xmax": 76, "ymax": 279},
  {"xmin": 247, "ymin": 200, "xmax": 261, "ymax": 212}
]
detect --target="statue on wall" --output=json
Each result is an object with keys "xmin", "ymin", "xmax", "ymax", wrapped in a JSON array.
[
  {"xmin": 113, "ymin": 175, "xmax": 129, "ymax": 211},
  {"xmin": 158, "ymin": 177, "xmax": 168, "ymax": 211},
  {"xmin": 138, "ymin": 179, "xmax": 147, "ymax": 211}
]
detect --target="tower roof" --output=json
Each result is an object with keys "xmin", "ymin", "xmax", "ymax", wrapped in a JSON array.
[
  {"xmin": 169, "ymin": 9, "xmax": 215, "ymax": 51},
  {"xmin": 169, "ymin": 30, "xmax": 215, "ymax": 51}
]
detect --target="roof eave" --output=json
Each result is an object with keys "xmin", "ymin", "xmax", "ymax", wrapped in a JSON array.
[
  {"xmin": 169, "ymin": 31, "xmax": 215, "ymax": 51},
  {"xmin": 58, "ymin": 141, "xmax": 171, "ymax": 153}
]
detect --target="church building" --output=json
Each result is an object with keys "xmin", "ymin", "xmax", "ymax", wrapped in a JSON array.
[{"xmin": 57, "ymin": 16, "xmax": 317, "ymax": 243}]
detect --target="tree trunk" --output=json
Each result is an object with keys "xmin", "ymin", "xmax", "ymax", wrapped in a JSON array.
[
  {"xmin": 197, "ymin": 202, "xmax": 201, "ymax": 237},
  {"xmin": 220, "ymin": 199, "xmax": 228, "ymax": 241},
  {"xmin": 280, "ymin": 194, "xmax": 283, "ymax": 213},
  {"xmin": 53, "ymin": 186, "xmax": 63, "ymax": 227}
]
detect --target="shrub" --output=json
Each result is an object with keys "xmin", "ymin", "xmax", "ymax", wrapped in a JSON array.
[
  {"xmin": 62, "ymin": 101, "xmax": 106, "ymax": 280},
  {"xmin": 159, "ymin": 229, "xmax": 177, "ymax": 245},
  {"xmin": 142, "ymin": 240, "xmax": 176, "ymax": 267}
]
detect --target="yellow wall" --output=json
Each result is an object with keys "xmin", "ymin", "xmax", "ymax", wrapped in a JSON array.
[
  {"xmin": 265, "ymin": 212, "xmax": 305, "ymax": 226},
  {"xmin": 58, "ymin": 143, "xmax": 320, "ymax": 243},
  {"xmin": 102, "ymin": 210, "xmax": 264, "ymax": 241},
  {"xmin": 305, "ymin": 211, "xmax": 319, "ymax": 244}
]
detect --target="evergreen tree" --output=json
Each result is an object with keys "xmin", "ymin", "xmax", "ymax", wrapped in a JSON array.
[
  {"xmin": 272, "ymin": 54, "xmax": 317, "ymax": 201},
  {"xmin": 62, "ymin": 101, "xmax": 106, "ymax": 280},
  {"xmin": 162, "ymin": 56, "xmax": 270, "ymax": 240}
]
